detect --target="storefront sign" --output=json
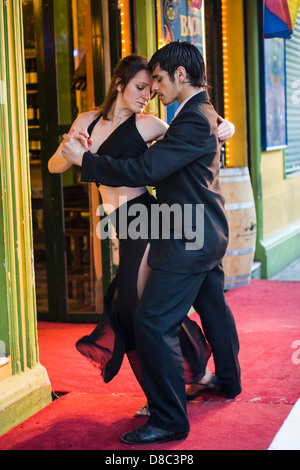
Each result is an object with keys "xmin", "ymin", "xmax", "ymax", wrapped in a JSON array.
[
  {"xmin": 160, "ymin": 0, "xmax": 205, "ymax": 122},
  {"xmin": 161, "ymin": 0, "xmax": 205, "ymax": 51}
]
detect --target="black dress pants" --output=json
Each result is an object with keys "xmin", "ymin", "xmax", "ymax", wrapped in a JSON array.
[{"xmin": 134, "ymin": 263, "xmax": 241, "ymax": 433}]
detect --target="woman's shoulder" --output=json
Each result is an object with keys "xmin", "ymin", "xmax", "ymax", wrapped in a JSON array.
[
  {"xmin": 71, "ymin": 110, "xmax": 100, "ymax": 130},
  {"xmin": 136, "ymin": 113, "xmax": 169, "ymax": 142},
  {"xmin": 136, "ymin": 113, "xmax": 166, "ymax": 126}
]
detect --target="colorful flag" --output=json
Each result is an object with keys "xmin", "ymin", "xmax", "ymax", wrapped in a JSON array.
[
  {"xmin": 264, "ymin": 0, "xmax": 300, "ymax": 38},
  {"xmin": 288, "ymin": 0, "xmax": 300, "ymax": 25}
]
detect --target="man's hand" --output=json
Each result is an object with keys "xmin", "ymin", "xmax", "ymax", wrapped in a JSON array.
[
  {"xmin": 61, "ymin": 133, "xmax": 86, "ymax": 167},
  {"xmin": 217, "ymin": 116, "xmax": 235, "ymax": 143}
]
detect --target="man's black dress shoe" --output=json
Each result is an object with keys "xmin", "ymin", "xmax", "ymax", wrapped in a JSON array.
[{"xmin": 121, "ymin": 422, "xmax": 189, "ymax": 445}]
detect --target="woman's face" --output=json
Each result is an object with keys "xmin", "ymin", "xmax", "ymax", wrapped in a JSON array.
[{"xmin": 118, "ymin": 69, "xmax": 152, "ymax": 114}]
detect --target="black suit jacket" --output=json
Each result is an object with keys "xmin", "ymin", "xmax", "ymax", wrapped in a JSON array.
[{"xmin": 81, "ymin": 91, "xmax": 228, "ymax": 274}]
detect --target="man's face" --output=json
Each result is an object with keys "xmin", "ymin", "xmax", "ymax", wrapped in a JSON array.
[{"xmin": 151, "ymin": 65, "xmax": 181, "ymax": 106}]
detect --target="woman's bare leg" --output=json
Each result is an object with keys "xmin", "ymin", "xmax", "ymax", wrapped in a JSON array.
[
  {"xmin": 130, "ymin": 242, "xmax": 151, "ymax": 416},
  {"xmin": 137, "ymin": 243, "xmax": 151, "ymax": 300}
]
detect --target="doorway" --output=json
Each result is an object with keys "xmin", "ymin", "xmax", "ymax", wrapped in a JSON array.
[{"xmin": 22, "ymin": 0, "xmax": 122, "ymax": 322}]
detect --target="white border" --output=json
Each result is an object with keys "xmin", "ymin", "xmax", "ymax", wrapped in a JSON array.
[{"xmin": 269, "ymin": 399, "xmax": 300, "ymax": 450}]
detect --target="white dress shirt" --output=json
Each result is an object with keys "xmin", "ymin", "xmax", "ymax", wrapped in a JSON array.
[{"xmin": 173, "ymin": 90, "xmax": 203, "ymax": 120}]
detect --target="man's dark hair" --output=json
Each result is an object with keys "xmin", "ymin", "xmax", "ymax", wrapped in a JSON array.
[{"xmin": 148, "ymin": 41, "xmax": 207, "ymax": 88}]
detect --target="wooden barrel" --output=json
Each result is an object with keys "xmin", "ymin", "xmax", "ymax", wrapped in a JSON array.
[{"xmin": 220, "ymin": 167, "xmax": 257, "ymax": 290}]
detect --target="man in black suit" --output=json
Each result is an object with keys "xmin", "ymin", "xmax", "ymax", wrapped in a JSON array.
[{"xmin": 61, "ymin": 42, "xmax": 241, "ymax": 445}]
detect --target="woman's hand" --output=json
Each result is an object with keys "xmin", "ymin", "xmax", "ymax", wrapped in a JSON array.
[{"xmin": 217, "ymin": 116, "xmax": 235, "ymax": 143}]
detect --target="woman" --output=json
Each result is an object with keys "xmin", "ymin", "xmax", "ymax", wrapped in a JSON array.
[{"xmin": 49, "ymin": 55, "xmax": 234, "ymax": 414}]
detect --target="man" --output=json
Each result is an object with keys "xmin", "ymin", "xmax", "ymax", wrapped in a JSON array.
[{"xmin": 61, "ymin": 42, "xmax": 241, "ymax": 445}]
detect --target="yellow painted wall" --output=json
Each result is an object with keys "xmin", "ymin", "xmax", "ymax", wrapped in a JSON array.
[{"xmin": 261, "ymin": 150, "xmax": 300, "ymax": 238}]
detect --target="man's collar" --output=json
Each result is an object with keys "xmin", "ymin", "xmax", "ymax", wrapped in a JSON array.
[{"xmin": 173, "ymin": 90, "xmax": 208, "ymax": 120}]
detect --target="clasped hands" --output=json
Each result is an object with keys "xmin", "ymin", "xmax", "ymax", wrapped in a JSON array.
[{"xmin": 60, "ymin": 129, "xmax": 92, "ymax": 166}]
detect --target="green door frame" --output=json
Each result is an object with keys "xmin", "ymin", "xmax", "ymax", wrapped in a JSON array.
[{"xmin": 244, "ymin": 0, "xmax": 264, "ymax": 275}]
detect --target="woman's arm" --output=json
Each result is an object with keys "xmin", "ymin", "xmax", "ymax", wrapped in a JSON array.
[
  {"xmin": 48, "ymin": 111, "xmax": 96, "ymax": 173},
  {"xmin": 135, "ymin": 114, "xmax": 169, "ymax": 144},
  {"xmin": 136, "ymin": 113, "xmax": 235, "ymax": 146},
  {"xmin": 48, "ymin": 141, "xmax": 73, "ymax": 174}
]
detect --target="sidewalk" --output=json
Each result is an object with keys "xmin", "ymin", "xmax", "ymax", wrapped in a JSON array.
[{"xmin": 270, "ymin": 257, "xmax": 300, "ymax": 281}]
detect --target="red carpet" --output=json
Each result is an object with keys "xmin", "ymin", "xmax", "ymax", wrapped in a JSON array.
[
  {"xmin": 0, "ymin": 280, "xmax": 299, "ymax": 450},
  {"xmin": 0, "ymin": 394, "xmax": 291, "ymax": 451}
]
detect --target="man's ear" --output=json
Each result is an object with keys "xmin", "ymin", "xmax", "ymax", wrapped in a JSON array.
[{"xmin": 175, "ymin": 66, "xmax": 187, "ymax": 83}]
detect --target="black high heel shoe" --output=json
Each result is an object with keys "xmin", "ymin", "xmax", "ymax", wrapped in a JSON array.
[
  {"xmin": 186, "ymin": 371, "xmax": 221, "ymax": 400},
  {"xmin": 134, "ymin": 402, "xmax": 150, "ymax": 417}
]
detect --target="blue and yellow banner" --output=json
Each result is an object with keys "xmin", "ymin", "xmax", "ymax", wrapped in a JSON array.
[
  {"xmin": 160, "ymin": 0, "xmax": 205, "ymax": 52},
  {"xmin": 159, "ymin": 0, "xmax": 205, "ymax": 122},
  {"xmin": 264, "ymin": 0, "xmax": 300, "ymax": 38}
]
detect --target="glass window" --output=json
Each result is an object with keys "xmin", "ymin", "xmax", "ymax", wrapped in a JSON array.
[{"xmin": 284, "ymin": 11, "xmax": 300, "ymax": 177}]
